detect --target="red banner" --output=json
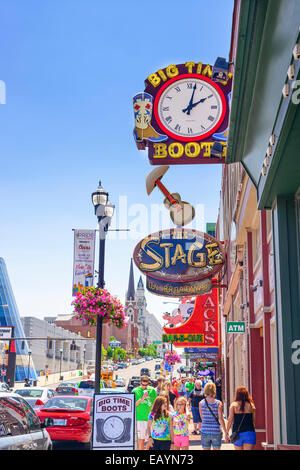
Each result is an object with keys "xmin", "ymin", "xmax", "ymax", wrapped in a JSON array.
[{"xmin": 162, "ymin": 288, "xmax": 219, "ymax": 348}]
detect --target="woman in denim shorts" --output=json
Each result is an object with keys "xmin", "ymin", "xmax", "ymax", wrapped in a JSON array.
[
  {"xmin": 199, "ymin": 382, "xmax": 228, "ymax": 450},
  {"xmin": 226, "ymin": 386, "xmax": 256, "ymax": 450}
]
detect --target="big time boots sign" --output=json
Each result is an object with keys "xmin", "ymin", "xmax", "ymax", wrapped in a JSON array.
[{"xmin": 133, "ymin": 61, "xmax": 232, "ymax": 165}]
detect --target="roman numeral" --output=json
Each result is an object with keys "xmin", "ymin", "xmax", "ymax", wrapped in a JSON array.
[
  {"xmin": 187, "ymin": 83, "xmax": 193, "ymax": 89},
  {"xmin": 208, "ymin": 115, "xmax": 215, "ymax": 121},
  {"xmin": 166, "ymin": 95, "xmax": 172, "ymax": 100},
  {"xmin": 175, "ymin": 124, "xmax": 181, "ymax": 132},
  {"xmin": 162, "ymin": 107, "xmax": 169, "ymax": 112},
  {"xmin": 187, "ymin": 127, "xmax": 193, "ymax": 134},
  {"xmin": 174, "ymin": 86, "xmax": 181, "ymax": 92},
  {"xmin": 166, "ymin": 116, "xmax": 172, "ymax": 123},
  {"xmin": 211, "ymin": 105, "xmax": 217, "ymax": 109},
  {"xmin": 207, "ymin": 94, "xmax": 213, "ymax": 99}
]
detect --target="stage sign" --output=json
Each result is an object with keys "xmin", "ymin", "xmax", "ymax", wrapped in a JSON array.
[
  {"xmin": 133, "ymin": 61, "xmax": 232, "ymax": 165},
  {"xmin": 133, "ymin": 228, "xmax": 225, "ymax": 299}
]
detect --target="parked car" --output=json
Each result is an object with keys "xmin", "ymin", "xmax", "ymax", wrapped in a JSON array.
[
  {"xmin": 140, "ymin": 368, "xmax": 150, "ymax": 377},
  {"xmin": 127, "ymin": 377, "xmax": 141, "ymax": 393},
  {"xmin": 54, "ymin": 381, "xmax": 79, "ymax": 396},
  {"xmin": 115, "ymin": 378, "xmax": 126, "ymax": 388},
  {"xmin": 77, "ymin": 379, "xmax": 107, "ymax": 397},
  {"xmin": 127, "ymin": 376, "xmax": 157, "ymax": 393},
  {"xmin": 14, "ymin": 387, "xmax": 55, "ymax": 409},
  {"xmin": 177, "ymin": 366, "xmax": 193, "ymax": 375},
  {"xmin": 0, "ymin": 391, "xmax": 52, "ymax": 450},
  {"xmin": 36, "ymin": 395, "xmax": 93, "ymax": 448}
]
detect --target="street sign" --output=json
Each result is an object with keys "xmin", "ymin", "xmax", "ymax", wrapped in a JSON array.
[
  {"xmin": 1, "ymin": 369, "xmax": 6, "ymax": 376},
  {"xmin": 226, "ymin": 321, "xmax": 246, "ymax": 333},
  {"xmin": 0, "ymin": 327, "xmax": 12, "ymax": 339}
]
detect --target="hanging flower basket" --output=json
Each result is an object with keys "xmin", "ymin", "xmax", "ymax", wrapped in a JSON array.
[
  {"xmin": 165, "ymin": 352, "xmax": 181, "ymax": 365},
  {"xmin": 72, "ymin": 286, "xmax": 128, "ymax": 329}
]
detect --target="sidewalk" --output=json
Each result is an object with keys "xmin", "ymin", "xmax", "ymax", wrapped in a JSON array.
[
  {"xmin": 189, "ymin": 431, "xmax": 235, "ymax": 450},
  {"xmin": 187, "ymin": 418, "xmax": 235, "ymax": 450}
]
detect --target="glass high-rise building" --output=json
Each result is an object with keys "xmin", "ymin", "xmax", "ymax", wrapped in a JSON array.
[{"xmin": 0, "ymin": 257, "xmax": 37, "ymax": 382}]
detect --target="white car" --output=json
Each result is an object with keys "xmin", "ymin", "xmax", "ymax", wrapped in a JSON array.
[
  {"xmin": 14, "ymin": 387, "xmax": 55, "ymax": 409},
  {"xmin": 115, "ymin": 378, "xmax": 126, "ymax": 387}
]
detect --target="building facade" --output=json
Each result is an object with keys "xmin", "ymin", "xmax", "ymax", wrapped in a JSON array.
[
  {"xmin": 0, "ymin": 257, "xmax": 37, "ymax": 383},
  {"xmin": 21, "ymin": 316, "xmax": 95, "ymax": 378},
  {"xmin": 222, "ymin": 0, "xmax": 300, "ymax": 449}
]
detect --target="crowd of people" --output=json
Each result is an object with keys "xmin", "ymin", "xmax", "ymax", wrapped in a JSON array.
[{"xmin": 132, "ymin": 374, "xmax": 256, "ymax": 451}]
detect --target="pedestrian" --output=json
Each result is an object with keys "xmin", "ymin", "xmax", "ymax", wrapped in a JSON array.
[
  {"xmin": 132, "ymin": 375, "xmax": 157, "ymax": 450},
  {"xmin": 156, "ymin": 376, "xmax": 165, "ymax": 395},
  {"xmin": 162, "ymin": 380, "xmax": 177, "ymax": 408},
  {"xmin": 185, "ymin": 377, "xmax": 195, "ymax": 399},
  {"xmin": 199, "ymin": 382, "xmax": 228, "ymax": 450},
  {"xmin": 147, "ymin": 395, "xmax": 174, "ymax": 451},
  {"xmin": 226, "ymin": 385, "xmax": 256, "ymax": 450},
  {"xmin": 178, "ymin": 378, "xmax": 186, "ymax": 396},
  {"xmin": 172, "ymin": 396, "xmax": 191, "ymax": 450},
  {"xmin": 24, "ymin": 378, "xmax": 31, "ymax": 387},
  {"xmin": 216, "ymin": 376, "xmax": 222, "ymax": 401},
  {"xmin": 188, "ymin": 379, "xmax": 203, "ymax": 435}
]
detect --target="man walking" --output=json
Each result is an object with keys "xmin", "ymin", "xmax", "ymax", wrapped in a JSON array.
[{"xmin": 133, "ymin": 375, "xmax": 157, "ymax": 450}]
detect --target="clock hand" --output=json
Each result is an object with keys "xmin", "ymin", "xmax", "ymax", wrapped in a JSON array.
[
  {"xmin": 183, "ymin": 96, "xmax": 207, "ymax": 114},
  {"xmin": 190, "ymin": 97, "xmax": 207, "ymax": 107},
  {"xmin": 182, "ymin": 84, "xmax": 197, "ymax": 115}
]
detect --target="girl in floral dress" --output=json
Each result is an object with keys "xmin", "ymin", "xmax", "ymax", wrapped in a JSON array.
[{"xmin": 172, "ymin": 396, "xmax": 191, "ymax": 450}]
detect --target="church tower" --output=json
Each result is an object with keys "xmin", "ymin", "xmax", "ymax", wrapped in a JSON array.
[
  {"xmin": 125, "ymin": 258, "xmax": 139, "ymax": 356},
  {"xmin": 135, "ymin": 276, "xmax": 147, "ymax": 347}
]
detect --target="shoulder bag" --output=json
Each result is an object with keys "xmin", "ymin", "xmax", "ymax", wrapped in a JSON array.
[
  {"xmin": 230, "ymin": 413, "xmax": 246, "ymax": 443},
  {"xmin": 204, "ymin": 398, "xmax": 220, "ymax": 425}
]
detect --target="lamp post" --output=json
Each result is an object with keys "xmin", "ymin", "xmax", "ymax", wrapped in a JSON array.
[
  {"xmin": 59, "ymin": 348, "xmax": 63, "ymax": 381},
  {"xmin": 27, "ymin": 350, "xmax": 31, "ymax": 380},
  {"xmin": 92, "ymin": 181, "xmax": 115, "ymax": 395}
]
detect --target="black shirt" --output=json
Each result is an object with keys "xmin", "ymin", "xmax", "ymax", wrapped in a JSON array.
[
  {"xmin": 189, "ymin": 389, "xmax": 203, "ymax": 407},
  {"xmin": 232, "ymin": 413, "xmax": 255, "ymax": 433}
]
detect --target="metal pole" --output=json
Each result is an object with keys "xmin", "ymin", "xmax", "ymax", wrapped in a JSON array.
[{"xmin": 94, "ymin": 227, "xmax": 106, "ymax": 395}]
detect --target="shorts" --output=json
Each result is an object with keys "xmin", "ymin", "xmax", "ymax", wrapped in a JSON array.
[
  {"xmin": 191, "ymin": 406, "xmax": 201, "ymax": 423},
  {"xmin": 137, "ymin": 421, "xmax": 149, "ymax": 440},
  {"xmin": 201, "ymin": 431, "xmax": 222, "ymax": 450},
  {"xmin": 152, "ymin": 439, "xmax": 171, "ymax": 450},
  {"xmin": 233, "ymin": 431, "xmax": 256, "ymax": 447},
  {"xmin": 174, "ymin": 435, "xmax": 189, "ymax": 448}
]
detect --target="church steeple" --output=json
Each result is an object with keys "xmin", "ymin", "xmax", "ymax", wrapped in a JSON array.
[
  {"xmin": 126, "ymin": 258, "xmax": 135, "ymax": 301},
  {"xmin": 137, "ymin": 275, "xmax": 144, "ymax": 289}
]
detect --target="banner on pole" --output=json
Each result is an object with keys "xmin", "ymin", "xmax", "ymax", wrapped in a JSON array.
[{"xmin": 72, "ymin": 230, "xmax": 96, "ymax": 296}]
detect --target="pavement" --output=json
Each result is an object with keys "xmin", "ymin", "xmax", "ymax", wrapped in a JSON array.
[{"xmin": 188, "ymin": 430, "xmax": 235, "ymax": 450}]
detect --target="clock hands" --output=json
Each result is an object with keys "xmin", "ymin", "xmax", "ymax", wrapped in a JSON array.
[
  {"xmin": 182, "ymin": 84, "xmax": 196, "ymax": 115},
  {"xmin": 182, "ymin": 83, "xmax": 208, "ymax": 115}
]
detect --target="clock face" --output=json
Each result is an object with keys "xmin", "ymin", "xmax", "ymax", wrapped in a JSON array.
[
  {"xmin": 103, "ymin": 416, "xmax": 125, "ymax": 439},
  {"xmin": 154, "ymin": 74, "xmax": 226, "ymax": 141}
]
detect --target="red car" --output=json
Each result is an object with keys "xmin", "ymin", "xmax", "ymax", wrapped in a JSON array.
[{"xmin": 36, "ymin": 395, "xmax": 93, "ymax": 447}]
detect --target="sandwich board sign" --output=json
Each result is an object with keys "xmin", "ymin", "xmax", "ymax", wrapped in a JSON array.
[{"xmin": 92, "ymin": 393, "xmax": 135, "ymax": 450}]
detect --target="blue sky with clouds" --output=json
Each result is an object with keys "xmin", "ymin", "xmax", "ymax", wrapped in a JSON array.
[{"xmin": 0, "ymin": 0, "xmax": 234, "ymax": 325}]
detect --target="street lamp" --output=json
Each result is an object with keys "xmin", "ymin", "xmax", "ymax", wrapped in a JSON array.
[
  {"xmin": 92, "ymin": 181, "xmax": 115, "ymax": 395},
  {"xmin": 59, "ymin": 348, "xmax": 63, "ymax": 381},
  {"xmin": 27, "ymin": 350, "xmax": 31, "ymax": 380}
]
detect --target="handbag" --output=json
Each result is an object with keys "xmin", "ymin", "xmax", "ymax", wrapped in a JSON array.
[{"xmin": 230, "ymin": 413, "xmax": 246, "ymax": 443}]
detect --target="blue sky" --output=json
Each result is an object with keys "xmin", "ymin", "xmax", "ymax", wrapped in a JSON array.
[{"xmin": 0, "ymin": 0, "xmax": 234, "ymax": 325}]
